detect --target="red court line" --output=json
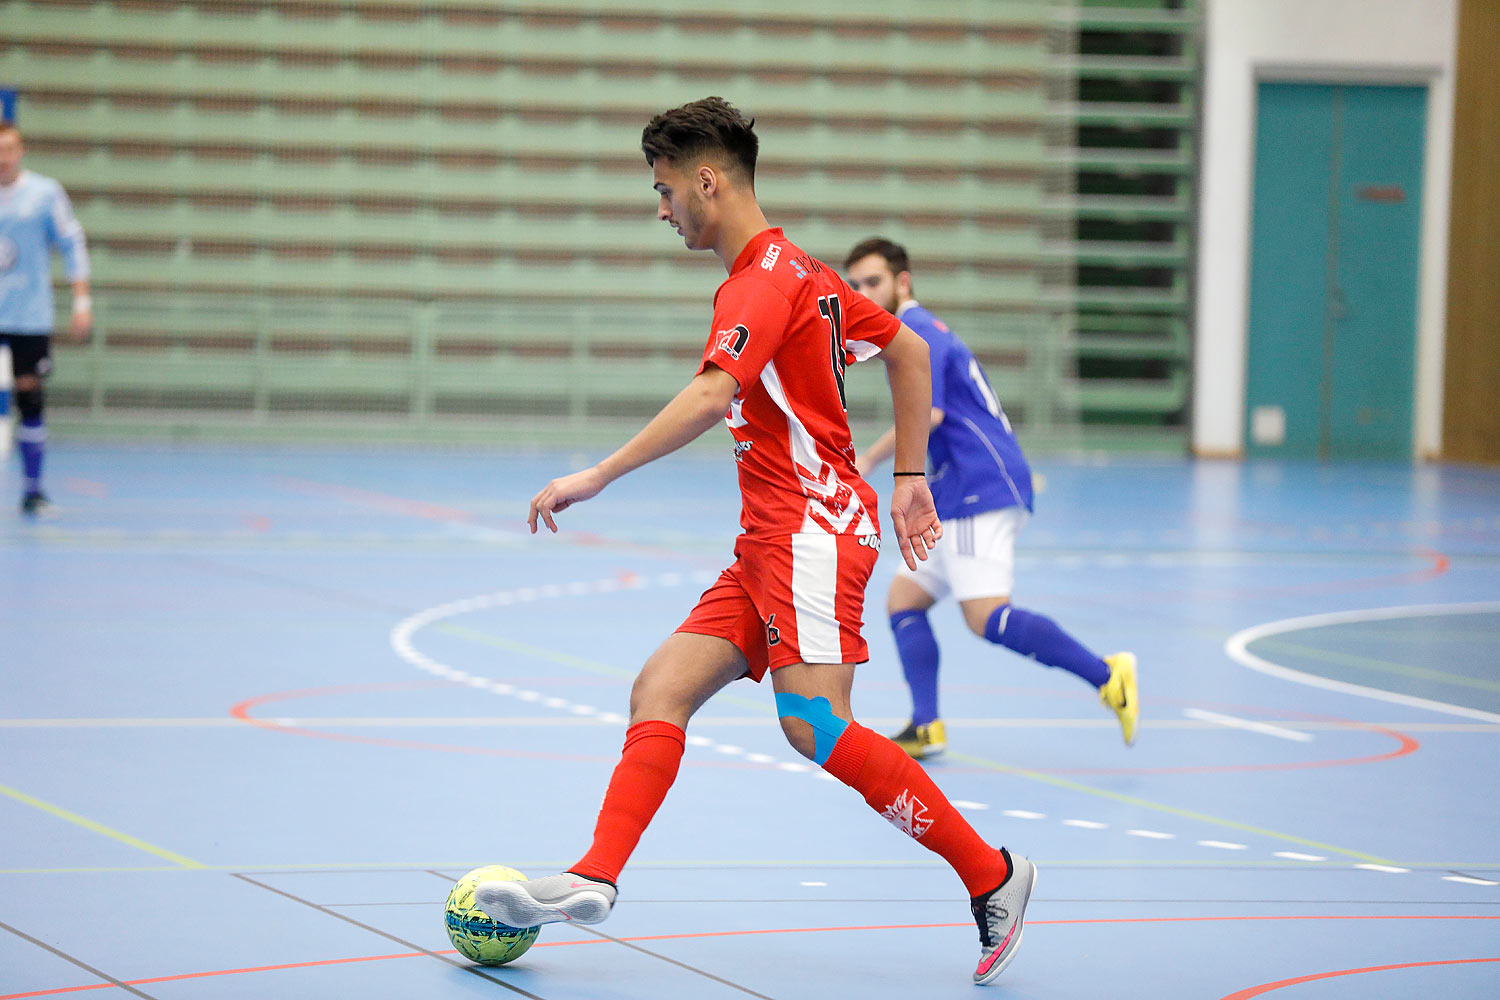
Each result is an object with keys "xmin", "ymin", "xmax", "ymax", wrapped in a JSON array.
[
  {"xmin": 1219, "ymin": 956, "xmax": 1500, "ymax": 999},
  {"xmin": 1137, "ymin": 547, "xmax": 1451, "ymax": 601},
  {"xmin": 274, "ymin": 475, "xmax": 711, "ymax": 562},
  {"xmin": 8, "ymin": 914, "xmax": 1498, "ymax": 999},
  {"xmin": 229, "ymin": 683, "xmax": 613, "ymax": 764},
  {"xmin": 231, "ymin": 682, "xmax": 804, "ymax": 771},
  {"xmin": 232, "ymin": 682, "xmax": 1421, "ymax": 775},
  {"xmin": 1032, "ymin": 720, "xmax": 1420, "ymax": 777}
]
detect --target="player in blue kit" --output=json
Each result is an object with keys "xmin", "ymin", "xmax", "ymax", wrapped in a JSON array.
[
  {"xmin": 845, "ymin": 237, "xmax": 1137, "ymax": 757},
  {"xmin": 0, "ymin": 121, "xmax": 91, "ymax": 515}
]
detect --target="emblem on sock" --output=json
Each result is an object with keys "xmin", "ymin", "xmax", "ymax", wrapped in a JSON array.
[{"xmin": 881, "ymin": 788, "xmax": 934, "ymax": 839}]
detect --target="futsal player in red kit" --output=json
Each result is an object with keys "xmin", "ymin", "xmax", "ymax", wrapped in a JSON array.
[{"xmin": 475, "ymin": 97, "xmax": 1035, "ymax": 985}]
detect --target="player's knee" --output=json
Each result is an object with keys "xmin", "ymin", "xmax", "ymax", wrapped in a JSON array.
[
  {"xmin": 775, "ymin": 692, "xmax": 849, "ymax": 765},
  {"xmin": 15, "ymin": 387, "xmax": 43, "ymax": 422},
  {"xmin": 887, "ymin": 593, "xmax": 921, "ymax": 617},
  {"xmin": 628, "ymin": 648, "xmax": 690, "ymax": 725},
  {"xmin": 962, "ymin": 598, "xmax": 1009, "ymax": 637},
  {"xmin": 778, "ymin": 717, "xmax": 818, "ymax": 760}
]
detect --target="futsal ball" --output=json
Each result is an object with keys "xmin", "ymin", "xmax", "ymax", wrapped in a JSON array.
[{"xmin": 444, "ymin": 865, "xmax": 541, "ymax": 965}]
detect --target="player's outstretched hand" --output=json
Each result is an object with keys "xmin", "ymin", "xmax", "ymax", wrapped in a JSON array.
[
  {"xmin": 528, "ymin": 466, "xmax": 608, "ymax": 534},
  {"xmin": 888, "ymin": 475, "xmax": 942, "ymax": 570}
]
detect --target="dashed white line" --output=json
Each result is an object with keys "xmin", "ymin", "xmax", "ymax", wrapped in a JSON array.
[
  {"xmin": 1064, "ymin": 819, "xmax": 1109, "ymax": 830},
  {"xmin": 1127, "ymin": 829, "xmax": 1175, "ymax": 840},
  {"xmin": 1198, "ymin": 840, "xmax": 1249, "ymax": 851},
  {"xmin": 1442, "ymin": 875, "xmax": 1499, "ymax": 886},
  {"xmin": 1003, "ymin": 810, "xmax": 1046, "ymax": 820},
  {"xmin": 951, "ymin": 800, "xmax": 990, "ymax": 811},
  {"xmin": 1274, "ymin": 852, "xmax": 1327, "ymax": 862},
  {"xmin": 1356, "ymin": 864, "xmax": 1411, "ymax": 874}
]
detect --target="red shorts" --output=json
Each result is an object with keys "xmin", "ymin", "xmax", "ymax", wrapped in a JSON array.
[{"xmin": 676, "ymin": 532, "xmax": 881, "ymax": 681}]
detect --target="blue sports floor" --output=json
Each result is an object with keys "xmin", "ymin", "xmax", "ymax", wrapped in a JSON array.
[{"xmin": 2, "ymin": 444, "xmax": 1498, "ymax": 999}]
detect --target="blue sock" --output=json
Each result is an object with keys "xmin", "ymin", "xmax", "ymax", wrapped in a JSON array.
[
  {"xmin": 891, "ymin": 609, "xmax": 941, "ymax": 725},
  {"xmin": 985, "ymin": 604, "xmax": 1111, "ymax": 688},
  {"xmin": 17, "ymin": 417, "xmax": 45, "ymax": 494}
]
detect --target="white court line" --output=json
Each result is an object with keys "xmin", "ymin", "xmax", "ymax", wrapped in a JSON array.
[
  {"xmin": 1355, "ymin": 863, "xmax": 1411, "ymax": 874},
  {"xmin": 1198, "ymin": 840, "xmax": 1248, "ymax": 851},
  {"xmin": 1443, "ymin": 875, "xmax": 1499, "ymax": 886},
  {"xmin": 1127, "ymin": 829, "xmax": 1175, "ymax": 840},
  {"xmin": 1063, "ymin": 819, "xmax": 1108, "ymax": 829},
  {"xmin": 1225, "ymin": 601, "xmax": 1500, "ymax": 724},
  {"xmin": 1274, "ymin": 851, "xmax": 1327, "ymax": 862},
  {"xmin": 1183, "ymin": 708, "xmax": 1314, "ymax": 743}
]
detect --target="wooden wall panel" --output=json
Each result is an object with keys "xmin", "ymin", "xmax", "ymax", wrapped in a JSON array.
[{"xmin": 1442, "ymin": 0, "xmax": 1500, "ymax": 464}]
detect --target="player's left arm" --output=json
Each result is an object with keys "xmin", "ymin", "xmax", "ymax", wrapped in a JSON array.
[
  {"xmin": 527, "ymin": 365, "xmax": 739, "ymax": 533},
  {"xmin": 875, "ymin": 324, "xmax": 942, "ymax": 569},
  {"xmin": 854, "ymin": 406, "xmax": 944, "ymax": 472},
  {"xmin": 47, "ymin": 184, "xmax": 92, "ymax": 340}
]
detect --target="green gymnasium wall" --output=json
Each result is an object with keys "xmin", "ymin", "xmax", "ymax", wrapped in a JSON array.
[{"xmin": 2, "ymin": 0, "xmax": 1196, "ymax": 450}]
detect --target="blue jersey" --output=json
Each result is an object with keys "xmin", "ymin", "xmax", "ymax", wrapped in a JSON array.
[
  {"xmin": 0, "ymin": 170, "xmax": 90, "ymax": 334},
  {"xmin": 899, "ymin": 301, "xmax": 1032, "ymax": 519}
]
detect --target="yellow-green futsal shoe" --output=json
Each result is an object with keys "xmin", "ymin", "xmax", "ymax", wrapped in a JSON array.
[{"xmin": 1100, "ymin": 652, "xmax": 1139, "ymax": 746}]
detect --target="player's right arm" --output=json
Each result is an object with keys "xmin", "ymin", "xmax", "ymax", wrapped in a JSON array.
[
  {"xmin": 875, "ymin": 324, "xmax": 943, "ymax": 568},
  {"xmin": 527, "ymin": 365, "xmax": 739, "ymax": 533}
]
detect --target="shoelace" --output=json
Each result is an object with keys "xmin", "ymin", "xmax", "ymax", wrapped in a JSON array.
[{"xmin": 971, "ymin": 896, "xmax": 1011, "ymax": 949}]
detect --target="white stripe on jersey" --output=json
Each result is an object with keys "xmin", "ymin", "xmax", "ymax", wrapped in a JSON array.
[
  {"xmin": 759, "ymin": 360, "xmax": 873, "ymax": 535},
  {"xmin": 791, "ymin": 533, "xmax": 843, "ymax": 662},
  {"xmin": 846, "ymin": 339, "xmax": 883, "ymax": 362},
  {"xmin": 959, "ymin": 415, "xmax": 1028, "ymax": 509}
]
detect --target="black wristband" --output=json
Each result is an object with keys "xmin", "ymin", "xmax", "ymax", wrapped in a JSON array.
[{"xmin": 893, "ymin": 472, "xmax": 926, "ymax": 477}]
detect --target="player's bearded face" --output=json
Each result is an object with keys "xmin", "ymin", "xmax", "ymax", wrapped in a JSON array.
[
  {"xmin": 653, "ymin": 159, "xmax": 713, "ymax": 251},
  {"xmin": 846, "ymin": 255, "xmax": 900, "ymax": 314},
  {"xmin": 679, "ymin": 187, "xmax": 709, "ymax": 249}
]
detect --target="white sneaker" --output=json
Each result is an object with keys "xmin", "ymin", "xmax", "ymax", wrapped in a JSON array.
[
  {"xmin": 474, "ymin": 871, "xmax": 617, "ymax": 927},
  {"xmin": 971, "ymin": 850, "xmax": 1037, "ymax": 985}
]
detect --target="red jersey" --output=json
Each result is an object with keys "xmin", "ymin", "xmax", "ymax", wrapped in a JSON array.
[{"xmin": 697, "ymin": 227, "xmax": 901, "ymax": 538}]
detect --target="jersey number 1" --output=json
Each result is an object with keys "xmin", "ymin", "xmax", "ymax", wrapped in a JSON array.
[{"xmin": 818, "ymin": 294, "xmax": 847, "ymax": 411}]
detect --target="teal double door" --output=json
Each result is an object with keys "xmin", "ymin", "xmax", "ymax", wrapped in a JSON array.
[{"xmin": 1245, "ymin": 82, "xmax": 1427, "ymax": 459}]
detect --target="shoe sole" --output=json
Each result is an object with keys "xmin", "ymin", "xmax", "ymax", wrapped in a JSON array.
[
  {"xmin": 473, "ymin": 881, "xmax": 613, "ymax": 927},
  {"xmin": 973, "ymin": 863, "xmax": 1037, "ymax": 986}
]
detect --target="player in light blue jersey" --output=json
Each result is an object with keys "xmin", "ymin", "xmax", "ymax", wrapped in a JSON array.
[
  {"xmin": 0, "ymin": 121, "xmax": 91, "ymax": 515},
  {"xmin": 846, "ymin": 237, "xmax": 1137, "ymax": 758}
]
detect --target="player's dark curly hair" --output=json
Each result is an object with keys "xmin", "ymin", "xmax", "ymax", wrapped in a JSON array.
[
  {"xmin": 641, "ymin": 97, "xmax": 758, "ymax": 184},
  {"xmin": 845, "ymin": 236, "xmax": 911, "ymax": 275}
]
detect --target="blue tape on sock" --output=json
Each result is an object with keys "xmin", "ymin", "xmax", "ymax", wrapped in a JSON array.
[{"xmin": 774, "ymin": 692, "xmax": 849, "ymax": 766}]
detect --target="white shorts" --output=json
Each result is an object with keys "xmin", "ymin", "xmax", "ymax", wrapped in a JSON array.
[{"xmin": 897, "ymin": 507, "xmax": 1028, "ymax": 603}]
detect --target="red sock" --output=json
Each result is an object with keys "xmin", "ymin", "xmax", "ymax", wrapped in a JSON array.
[
  {"xmin": 823, "ymin": 721, "xmax": 1010, "ymax": 897},
  {"xmin": 569, "ymin": 720, "xmax": 686, "ymax": 884}
]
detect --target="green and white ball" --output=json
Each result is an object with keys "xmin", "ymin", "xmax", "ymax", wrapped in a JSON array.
[{"xmin": 444, "ymin": 865, "xmax": 541, "ymax": 965}]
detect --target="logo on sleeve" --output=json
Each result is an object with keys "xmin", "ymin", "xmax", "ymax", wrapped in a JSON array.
[
  {"xmin": 717, "ymin": 323, "xmax": 750, "ymax": 360},
  {"xmin": 759, "ymin": 244, "xmax": 781, "ymax": 271}
]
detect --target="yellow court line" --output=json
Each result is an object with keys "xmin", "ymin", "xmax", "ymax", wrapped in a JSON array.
[
  {"xmin": 1254, "ymin": 638, "xmax": 1500, "ymax": 694},
  {"xmin": 946, "ymin": 751, "xmax": 1395, "ymax": 865},
  {"xmin": 0, "ymin": 783, "xmax": 204, "ymax": 869},
  {"xmin": 431, "ymin": 621, "xmax": 1398, "ymax": 865}
]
